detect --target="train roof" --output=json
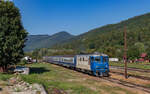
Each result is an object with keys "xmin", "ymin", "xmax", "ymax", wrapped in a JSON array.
[
  {"xmin": 43, "ymin": 52, "xmax": 108, "ymax": 58},
  {"xmin": 77, "ymin": 53, "xmax": 108, "ymax": 56},
  {"xmin": 45, "ymin": 55, "xmax": 75, "ymax": 58}
]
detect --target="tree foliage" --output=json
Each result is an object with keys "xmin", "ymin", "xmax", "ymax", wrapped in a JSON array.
[{"xmin": 0, "ymin": 1, "xmax": 27, "ymax": 71}]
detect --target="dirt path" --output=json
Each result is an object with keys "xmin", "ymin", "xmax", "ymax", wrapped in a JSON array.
[{"xmin": 0, "ymin": 81, "xmax": 9, "ymax": 94}]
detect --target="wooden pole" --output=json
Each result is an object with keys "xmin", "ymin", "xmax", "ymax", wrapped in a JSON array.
[{"xmin": 124, "ymin": 26, "xmax": 128, "ymax": 79}]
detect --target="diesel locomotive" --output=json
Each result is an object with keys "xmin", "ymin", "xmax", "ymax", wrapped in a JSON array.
[{"xmin": 43, "ymin": 53, "xmax": 109, "ymax": 76}]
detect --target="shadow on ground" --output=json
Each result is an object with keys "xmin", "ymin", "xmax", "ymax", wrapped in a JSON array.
[
  {"xmin": 30, "ymin": 67, "xmax": 50, "ymax": 74},
  {"xmin": 0, "ymin": 88, "xmax": 2, "ymax": 91}
]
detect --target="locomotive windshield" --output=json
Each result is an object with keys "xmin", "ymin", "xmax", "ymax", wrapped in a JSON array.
[
  {"xmin": 95, "ymin": 57, "xmax": 101, "ymax": 62},
  {"xmin": 90, "ymin": 56, "xmax": 108, "ymax": 63},
  {"xmin": 103, "ymin": 57, "xmax": 108, "ymax": 62},
  {"xmin": 90, "ymin": 56, "xmax": 101, "ymax": 62}
]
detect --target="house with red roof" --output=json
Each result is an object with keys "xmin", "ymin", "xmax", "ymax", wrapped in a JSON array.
[{"xmin": 138, "ymin": 53, "xmax": 149, "ymax": 62}]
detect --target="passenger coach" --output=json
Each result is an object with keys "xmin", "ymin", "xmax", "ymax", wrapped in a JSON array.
[{"xmin": 43, "ymin": 53, "xmax": 109, "ymax": 77}]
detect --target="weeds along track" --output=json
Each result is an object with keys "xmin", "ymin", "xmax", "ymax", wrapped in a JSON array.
[
  {"xmin": 82, "ymin": 72, "xmax": 150, "ymax": 93},
  {"xmin": 110, "ymin": 71, "xmax": 150, "ymax": 81},
  {"xmin": 84, "ymin": 72, "xmax": 150, "ymax": 93},
  {"xmin": 102, "ymin": 77, "xmax": 150, "ymax": 93},
  {"xmin": 110, "ymin": 66, "xmax": 150, "ymax": 72}
]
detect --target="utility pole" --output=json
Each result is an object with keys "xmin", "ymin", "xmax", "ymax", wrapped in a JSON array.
[{"xmin": 124, "ymin": 26, "xmax": 128, "ymax": 79}]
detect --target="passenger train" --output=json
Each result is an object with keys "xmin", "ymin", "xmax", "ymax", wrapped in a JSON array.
[{"xmin": 43, "ymin": 53, "xmax": 109, "ymax": 77}]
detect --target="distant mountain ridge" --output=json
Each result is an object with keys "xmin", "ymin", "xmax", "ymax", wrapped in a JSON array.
[
  {"xmin": 26, "ymin": 12, "xmax": 150, "ymax": 59},
  {"xmin": 24, "ymin": 31, "xmax": 74, "ymax": 52},
  {"xmin": 52, "ymin": 12, "xmax": 150, "ymax": 59}
]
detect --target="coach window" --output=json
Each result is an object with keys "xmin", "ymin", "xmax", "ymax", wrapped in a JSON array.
[
  {"xmin": 83, "ymin": 57, "xmax": 84, "ymax": 61},
  {"xmin": 80, "ymin": 58, "xmax": 82, "ymax": 61}
]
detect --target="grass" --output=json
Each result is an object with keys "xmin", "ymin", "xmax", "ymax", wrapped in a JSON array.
[
  {"xmin": 109, "ymin": 62, "xmax": 150, "ymax": 69},
  {"xmin": 145, "ymin": 84, "xmax": 150, "ymax": 88},
  {"xmin": 0, "ymin": 73, "xmax": 13, "ymax": 81},
  {"xmin": 17, "ymin": 63, "xmax": 136, "ymax": 94},
  {"xmin": 20, "ymin": 63, "xmax": 97, "ymax": 94}
]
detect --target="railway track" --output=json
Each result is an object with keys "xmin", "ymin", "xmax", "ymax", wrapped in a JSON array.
[
  {"xmin": 102, "ymin": 77, "xmax": 150, "ymax": 93},
  {"xmin": 72, "ymin": 67, "xmax": 150, "ymax": 93},
  {"xmin": 110, "ymin": 66, "xmax": 150, "ymax": 72},
  {"xmin": 78, "ymin": 69, "xmax": 150, "ymax": 93},
  {"xmin": 110, "ymin": 71, "xmax": 150, "ymax": 81},
  {"xmin": 83, "ymin": 72, "xmax": 150, "ymax": 93}
]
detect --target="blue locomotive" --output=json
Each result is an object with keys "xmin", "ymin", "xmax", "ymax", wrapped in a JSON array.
[{"xmin": 43, "ymin": 53, "xmax": 109, "ymax": 76}]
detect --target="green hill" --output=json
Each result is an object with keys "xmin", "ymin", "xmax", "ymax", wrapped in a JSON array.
[
  {"xmin": 24, "ymin": 31, "xmax": 74, "ymax": 52},
  {"xmin": 53, "ymin": 13, "xmax": 150, "ymax": 59}
]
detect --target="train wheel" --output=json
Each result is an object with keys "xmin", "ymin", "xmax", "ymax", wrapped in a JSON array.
[{"xmin": 98, "ymin": 72, "xmax": 102, "ymax": 77}]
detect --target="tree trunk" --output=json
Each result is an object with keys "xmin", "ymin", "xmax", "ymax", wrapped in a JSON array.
[
  {"xmin": 0, "ymin": 67, "xmax": 4, "ymax": 73},
  {"xmin": 3, "ymin": 65, "xmax": 8, "ymax": 72},
  {"xmin": 0, "ymin": 66, "xmax": 8, "ymax": 73}
]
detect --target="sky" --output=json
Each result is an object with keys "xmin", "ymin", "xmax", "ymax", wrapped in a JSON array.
[{"xmin": 13, "ymin": 0, "xmax": 150, "ymax": 35}]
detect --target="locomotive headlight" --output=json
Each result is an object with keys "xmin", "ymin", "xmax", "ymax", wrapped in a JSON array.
[{"xmin": 105, "ymin": 65, "xmax": 108, "ymax": 68}]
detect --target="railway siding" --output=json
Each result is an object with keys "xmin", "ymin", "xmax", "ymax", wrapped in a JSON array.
[
  {"xmin": 110, "ymin": 66, "xmax": 150, "ymax": 72},
  {"xmin": 102, "ymin": 77, "xmax": 150, "ymax": 93}
]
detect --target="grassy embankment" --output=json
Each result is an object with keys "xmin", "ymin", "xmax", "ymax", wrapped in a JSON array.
[
  {"xmin": 0, "ymin": 74, "xmax": 13, "ymax": 81},
  {"xmin": 109, "ymin": 62, "xmax": 150, "ymax": 69}
]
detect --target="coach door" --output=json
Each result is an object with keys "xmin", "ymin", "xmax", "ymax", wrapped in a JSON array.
[{"xmin": 90, "ymin": 56, "xmax": 95, "ymax": 70}]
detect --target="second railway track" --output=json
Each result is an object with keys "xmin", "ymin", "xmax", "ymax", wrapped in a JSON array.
[
  {"xmin": 68, "ymin": 66, "xmax": 150, "ymax": 93},
  {"xmin": 82, "ymin": 72, "xmax": 150, "ymax": 93},
  {"xmin": 102, "ymin": 77, "xmax": 150, "ymax": 93},
  {"xmin": 110, "ymin": 71, "xmax": 150, "ymax": 81},
  {"xmin": 110, "ymin": 66, "xmax": 150, "ymax": 72}
]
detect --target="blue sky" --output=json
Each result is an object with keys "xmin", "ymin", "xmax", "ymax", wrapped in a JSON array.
[{"xmin": 13, "ymin": 0, "xmax": 150, "ymax": 35}]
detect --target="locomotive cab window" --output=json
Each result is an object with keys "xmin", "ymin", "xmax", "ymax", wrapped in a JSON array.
[{"xmin": 95, "ymin": 57, "xmax": 101, "ymax": 62}]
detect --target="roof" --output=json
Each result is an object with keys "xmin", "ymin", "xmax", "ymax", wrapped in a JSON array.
[
  {"xmin": 77, "ymin": 53, "xmax": 108, "ymax": 57},
  {"xmin": 138, "ymin": 58, "xmax": 145, "ymax": 61},
  {"xmin": 140, "ymin": 53, "xmax": 147, "ymax": 58},
  {"xmin": 43, "ymin": 53, "xmax": 108, "ymax": 58}
]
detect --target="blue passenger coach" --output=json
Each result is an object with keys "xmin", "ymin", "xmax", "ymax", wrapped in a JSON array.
[{"xmin": 43, "ymin": 53, "xmax": 109, "ymax": 77}]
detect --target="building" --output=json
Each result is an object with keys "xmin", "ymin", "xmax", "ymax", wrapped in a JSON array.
[
  {"xmin": 138, "ymin": 53, "xmax": 149, "ymax": 62},
  {"xmin": 109, "ymin": 58, "xmax": 119, "ymax": 62}
]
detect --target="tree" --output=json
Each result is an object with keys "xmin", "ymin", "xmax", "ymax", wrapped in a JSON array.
[
  {"xmin": 134, "ymin": 42, "xmax": 145, "ymax": 54},
  {"xmin": 0, "ymin": 1, "xmax": 27, "ymax": 72},
  {"xmin": 32, "ymin": 49, "xmax": 40, "ymax": 62},
  {"xmin": 127, "ymin": 46, "xmax": 140, "ymax": 60},
  {"xmin": 88, "ymin": 43, "xmax": 95, "ymax": 49}
]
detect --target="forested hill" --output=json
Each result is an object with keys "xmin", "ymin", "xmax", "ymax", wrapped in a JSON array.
[
  {"xmin": 53, "ymin": 13, "xmax": 150, "ymax": 59},
  {"xmin": 24, "ymin": 31, "xmax": 74, "ymax": 52}
]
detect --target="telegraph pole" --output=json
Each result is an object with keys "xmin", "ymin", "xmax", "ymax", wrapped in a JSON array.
[{"xmin": 124, "ymin": 26, "xmax": 128, "ymax": 79}]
